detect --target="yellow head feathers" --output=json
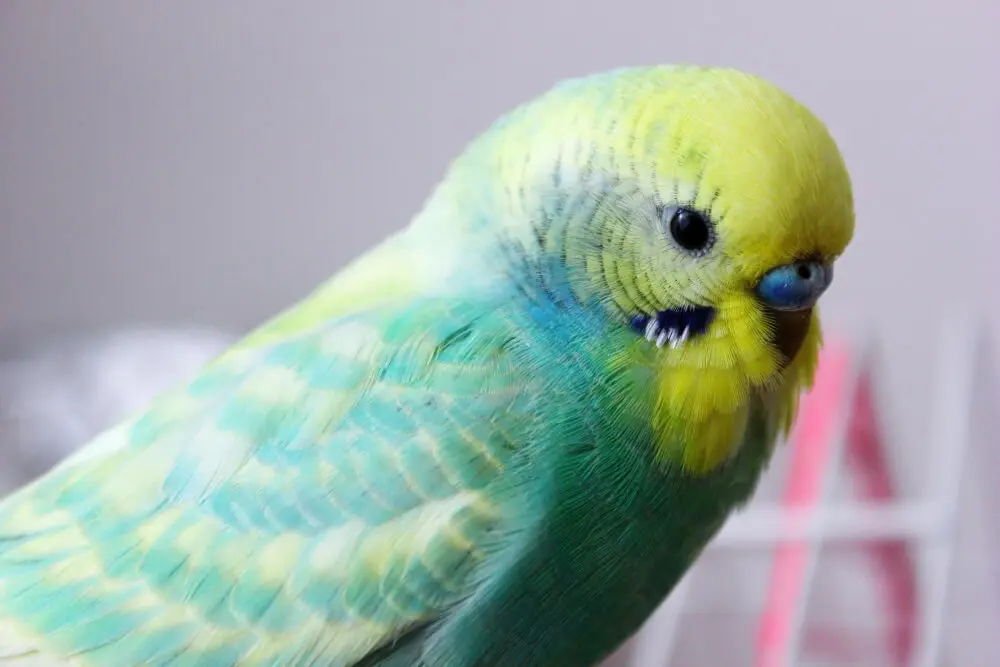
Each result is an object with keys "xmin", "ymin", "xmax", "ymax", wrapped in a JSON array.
[{"xmin": 419, "ymin": 65, "xmax": 853, "ymax": 310}]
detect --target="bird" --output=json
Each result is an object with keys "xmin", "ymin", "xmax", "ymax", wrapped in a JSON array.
[{"xmin": 0, "ymin": 64, "xmax": 854, "ymax": 666}]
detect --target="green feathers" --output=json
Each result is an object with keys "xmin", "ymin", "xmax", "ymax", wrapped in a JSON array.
[{"xmin": 0, "ymin": 295, "xmax": 533, "ymax": 664}]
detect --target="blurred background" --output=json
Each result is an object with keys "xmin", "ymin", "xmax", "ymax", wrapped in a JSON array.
[{"xmin": 1, "ymin": 2, "xmax": 998, "ymax": 665}]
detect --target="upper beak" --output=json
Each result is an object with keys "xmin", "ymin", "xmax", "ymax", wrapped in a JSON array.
[{"xmin": 755, "ymin": 260, "xmax": 833, "ymax": 312}]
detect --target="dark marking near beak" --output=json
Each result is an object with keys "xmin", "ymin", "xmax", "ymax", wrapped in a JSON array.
[
  {"xmin": 766, "ymin": 307, "xmax": 813, "ymax": 368},
  {"xmin": 630, "ymin": 307, "xmax": 715, "ymax": 347}
]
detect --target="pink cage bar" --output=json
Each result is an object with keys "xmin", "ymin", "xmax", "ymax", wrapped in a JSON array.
[{"xmin": 620, "ymin": 322, "xmax": 986, "ymax": 667}]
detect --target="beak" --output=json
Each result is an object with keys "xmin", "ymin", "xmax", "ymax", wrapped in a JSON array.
[{"xmin": 755, "ymin": 260, "xmax": 833, "ymax": 312}]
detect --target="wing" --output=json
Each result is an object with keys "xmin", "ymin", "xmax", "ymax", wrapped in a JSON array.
[{"xmin": 0, "ymin": 295, "xmax": 538, "ymax": 666}]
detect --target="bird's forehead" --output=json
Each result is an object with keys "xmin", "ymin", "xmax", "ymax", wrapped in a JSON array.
[
  {"xmin": 542, "ymin": 79, "xmax": 832, "ymax": 194},
  {"xmin": 474, "ymin": 68, "xmax": 854, "ymax": 263},
  {"xmin": 566, "ymin": 101, "xmax": 853, "ymax": 271}
]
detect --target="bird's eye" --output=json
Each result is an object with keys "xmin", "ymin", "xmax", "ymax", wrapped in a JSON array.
[{"xmin": 665, "ymin": 206, "xmax": 713, "ymax": 253}]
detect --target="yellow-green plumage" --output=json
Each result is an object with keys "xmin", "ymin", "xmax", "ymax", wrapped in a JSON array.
[{"xmin": 0, "ymin": 65, "xmax": 853, "ymax": 666}]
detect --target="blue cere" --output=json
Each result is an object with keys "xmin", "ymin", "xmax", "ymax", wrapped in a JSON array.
[{"xmin": 756, "ymin": 261, "xmax": 832, "ymax": 312}]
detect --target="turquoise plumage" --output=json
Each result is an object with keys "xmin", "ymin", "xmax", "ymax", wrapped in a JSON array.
[{"xmin": 0, "ymin": 65, "xmax": 855, "ymax": 665}]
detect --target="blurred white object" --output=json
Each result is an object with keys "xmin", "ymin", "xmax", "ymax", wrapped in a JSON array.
[{"xmin": 0, "ymin": 326, "xmax": 235, "ymax": 493}]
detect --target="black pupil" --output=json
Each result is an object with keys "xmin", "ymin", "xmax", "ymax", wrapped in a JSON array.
[{"xmin": 669, "ymin": 207, "xmax": 710, "ymax": 251}]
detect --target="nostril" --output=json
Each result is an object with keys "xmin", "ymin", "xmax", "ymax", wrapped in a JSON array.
[{"xmin": 757, "ymin": 262, "xmax": 832, "ymax": 311}]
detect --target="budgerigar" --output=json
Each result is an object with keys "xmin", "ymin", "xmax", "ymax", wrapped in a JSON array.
[{"xmin": 0, "ymin": 65, "xmax": 854, "ymax": 666}]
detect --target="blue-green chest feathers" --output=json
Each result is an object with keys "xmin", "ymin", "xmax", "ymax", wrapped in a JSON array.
[
  {"xmin": 0, "ymin": 262, "xmax": 775, "ymax": 667},
  {"xmin": 398, "ymin": 279, "xmax": 776, "ymax": 666}
]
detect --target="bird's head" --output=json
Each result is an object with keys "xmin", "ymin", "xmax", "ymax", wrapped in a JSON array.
[{"xmin": 415, "ymin": 65, "xmax": 855, "ymax": 472}]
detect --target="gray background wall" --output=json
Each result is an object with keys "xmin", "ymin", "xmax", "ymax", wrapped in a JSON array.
[{"xmin": 1, "ymin": 2, "xmax": 999, "ymax": 663}]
